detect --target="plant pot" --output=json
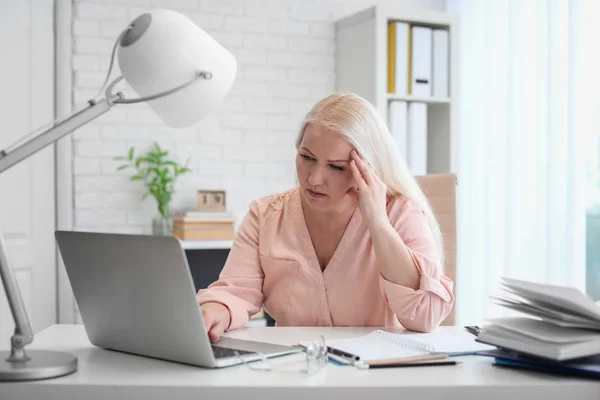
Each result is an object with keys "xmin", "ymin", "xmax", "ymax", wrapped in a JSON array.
[{"xmin": 152, "ymin": 215, "xmax": 173, "ymax": 236}]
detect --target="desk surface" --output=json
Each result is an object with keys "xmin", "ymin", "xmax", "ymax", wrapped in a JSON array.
[{"xmin": 3, "ymin": 325, "xmax": 600, "ymax": 400}]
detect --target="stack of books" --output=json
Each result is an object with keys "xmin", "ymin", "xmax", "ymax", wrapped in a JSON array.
[
  {"xmin": 171, "ymin": 211, "xmax": 236, "ymax": 241},
  {"xmin": 475, "ymin": 278, "xmax": 600, "ymax": 378}
]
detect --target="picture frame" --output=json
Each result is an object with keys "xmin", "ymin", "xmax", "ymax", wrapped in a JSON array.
[{"xmin": 196, "ymin": 190, "xmax": 226, "ymax": 212}]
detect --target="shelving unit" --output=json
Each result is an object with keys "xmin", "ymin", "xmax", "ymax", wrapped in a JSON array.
[
  {"xmin": 386, "ymin": 94, "xmax": 451, "ymax": 104},
  {"xmin": 335, "ymin": 6, "xmax": 459, "ymax": 174},
  {"xmin": 179, "ymin": 239, "xmax": 233, "ymax": 251}
]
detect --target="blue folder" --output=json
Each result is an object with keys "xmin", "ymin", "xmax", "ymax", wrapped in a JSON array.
[{"xmin": 477, "ymin": 349, "xmax": 600, "ymax": 380}]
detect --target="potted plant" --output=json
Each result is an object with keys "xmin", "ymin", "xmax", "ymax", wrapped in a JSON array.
[{"xmin": 115, "ymin": 142, "xmax": 192, "ymax": 235}]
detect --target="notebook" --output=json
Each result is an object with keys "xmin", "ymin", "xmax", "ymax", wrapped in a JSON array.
[
  {"xmin": 302, "ymin": 330, "xmax": 496, "ymax": 364},
  {"xmin": 479, "ymin": 277, "xmax": 600, "ymax": 361},
  {"xmin": 476, "ymin": 317, "xmax": 600, "ymax": 361},
  {"xmin": 491, "ymin": 277, "xmax": 600, "ymax": 330},
  {"xmin": 478, "ymin": 348, "xmax": 600, "ymax": 379}
]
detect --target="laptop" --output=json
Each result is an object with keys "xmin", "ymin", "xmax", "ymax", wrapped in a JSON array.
[{"xmin": 54, "ymin": 230, "xmax": 301, "ymax": 368}]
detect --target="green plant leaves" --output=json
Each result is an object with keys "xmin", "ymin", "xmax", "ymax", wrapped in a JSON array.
[{"xmin": 115, "ymin": 142, "xmax": 193, "ymax": 219}]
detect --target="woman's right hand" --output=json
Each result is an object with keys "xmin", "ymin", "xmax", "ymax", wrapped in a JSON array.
[{"xmin": 200, "ymin": 302, "xmax": 231, "ymax": 343}]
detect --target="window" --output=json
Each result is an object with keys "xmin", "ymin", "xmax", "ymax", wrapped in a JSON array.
[{"xmin": 586, "ymin": 132, "xmax": 600, "ymax": 301}]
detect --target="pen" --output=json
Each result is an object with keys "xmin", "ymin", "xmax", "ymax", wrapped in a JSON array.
[
  {"xmin": 366, "ymin": 360, "xmax": 459, "ymax": 369},
  {"xmin": 464, "ymin": 325, "xmax": 482, "ymax": 337},
  {"xmin": 327, "ymin": 352, "xmax": 354, "ymax": 365},
  {"xmin": 327, "ymin": 346, "xmax": 360, "ymax": 361}
]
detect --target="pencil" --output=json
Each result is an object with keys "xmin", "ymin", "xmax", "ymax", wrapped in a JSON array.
[
  {"xmin": 365, "ymin": 353, "xmax": 448, "ymax": 367},
  {"xmin": 367, "ymin": 360, "xmax": 460, "ymax": 369}
]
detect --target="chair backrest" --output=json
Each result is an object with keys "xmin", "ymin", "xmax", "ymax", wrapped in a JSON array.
[{"xmin": 415, "ymin": 173, "xmax": 457, "ymax": 326}]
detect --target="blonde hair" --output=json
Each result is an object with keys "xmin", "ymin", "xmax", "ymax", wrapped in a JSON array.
[{"xmin": 295, "ymin": 92, "xmax": 445, "ymax": 271}]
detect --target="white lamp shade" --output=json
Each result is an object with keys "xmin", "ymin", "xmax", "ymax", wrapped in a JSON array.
[{"xmin": 117, "ymin": 9, "xmax": 237, "ymax": 128}]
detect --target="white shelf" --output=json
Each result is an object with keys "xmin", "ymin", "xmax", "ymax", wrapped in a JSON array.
[
  {"xmin": 387, "ymin": 94, "xmax": 451, "ymax": 104},
  {"xmin": 335, "ymin": 5, "xmax": 459, "ymax": 175},
  {"xmin": 179, "ymin": 239, "xmax": 234, "ymax": 250}
]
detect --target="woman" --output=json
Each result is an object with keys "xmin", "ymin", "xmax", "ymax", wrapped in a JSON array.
[{"xmin": 197, "ymin": 93, "xmax": 454, "ymax": 342}]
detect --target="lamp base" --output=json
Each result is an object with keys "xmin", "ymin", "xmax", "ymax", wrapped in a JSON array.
[{"xmin": 0, "ymin": 350, "xmax": 77, "ymax": 381}]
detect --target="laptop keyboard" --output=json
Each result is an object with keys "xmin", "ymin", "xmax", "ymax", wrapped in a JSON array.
[{"xmin": 212, "ymin": 345, "xmax": 256, "ymax": 359}]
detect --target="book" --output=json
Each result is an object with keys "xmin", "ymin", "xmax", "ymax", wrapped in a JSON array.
[
  {"xmin": 173, "ymin": 211, "xmax": 237, "ymax": 223},
  {"xmin": 478, "ymin": 348, "xmax": 600, "ymax": 379},
  {"xmin": 300, "ymin": 329, "xmax": 495, "ymax": 365},
  {"xmin": 495, "ymin": 277, "xmax": 600, "ymax": 326},
  {"xmin": 171, "ymin": 226, "xmax": 235, "ymax": 241},
  {"xmin": 476, "ymin": 317, "xmax": 600, "ymax": 361},
  {"xmin": 171, "ymin": 211, "xmax": 236, "ymax": 241},
  {"xmin": 477, "ymin": 277, "xmax": 600, "ymax": 361}
]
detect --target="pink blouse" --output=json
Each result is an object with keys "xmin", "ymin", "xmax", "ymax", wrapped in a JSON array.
[{"xmin": 196, "ymin": 187, "xmax": 454, "ymax": 332}]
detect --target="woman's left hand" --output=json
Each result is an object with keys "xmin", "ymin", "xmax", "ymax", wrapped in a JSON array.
[{"xmin": 348, "ymin": 150, "xmax": 389, "ymax": 229}]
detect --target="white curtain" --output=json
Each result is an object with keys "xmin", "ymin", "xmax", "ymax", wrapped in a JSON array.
[{"xmin": 446, "ymin": 0, "xmax": 600, "ymax": 325}]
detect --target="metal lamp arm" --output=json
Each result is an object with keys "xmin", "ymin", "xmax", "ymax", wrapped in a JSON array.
[
  {"xmin": 0, "ymin": 70, "xmax": 207, "ymax": 364},
  {"xmin": 0, "ymin": 96, "xmax": 119, "ymax": 362},
  {"xmin": 0, "ymin": 71, "xmax": 209, "ymax": 174},
  {"xmin": 0, "ymin": 96, "xmax": 119, "ymax": 175}
]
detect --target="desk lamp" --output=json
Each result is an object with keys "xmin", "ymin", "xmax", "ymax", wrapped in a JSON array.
[{"xmin": 0, "ymin": 9, "xmax": 236, "ymax": 381}]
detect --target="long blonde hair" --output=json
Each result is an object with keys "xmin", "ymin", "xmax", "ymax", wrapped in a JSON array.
[{"xmin": 295, "ymin": 93, "xmax": 445, "ymax": 271}]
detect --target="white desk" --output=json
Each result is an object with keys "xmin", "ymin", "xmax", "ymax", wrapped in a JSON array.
[{"xmin": 2, "ymin": 325, "xmax": 599, "ymax": 400}]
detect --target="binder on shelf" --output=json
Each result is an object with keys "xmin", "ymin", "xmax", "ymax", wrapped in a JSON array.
[
  {"xmin": 387, "ymin": 21, "xmax": 409, "ymax": 96},
  {"xmin": 433, "ymin": 29, "xmax": 449, "ymax": 98},
  {"xmin": 407, "ymin": 102, "xmax": 428, "ymax": 175},
  {"xmin": 410, "ymin": 26, "xmax": 432, "ymax": 97},
  {"xmin": 387, "ymin": 22, "xmax": 396, "ymax": 93},
  {"xmin": 396, "ymin": 22, "xmax": 409, "ymax": 96},
  {"xmin": 388, "ymin": 100, "xmax": 408, "ymax": 158}
]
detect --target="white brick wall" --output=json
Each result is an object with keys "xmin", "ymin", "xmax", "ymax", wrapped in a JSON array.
[
  {"xmin": 70, "ymin": 0, "xmax": 443, "ymax": 233},
  {"xmin": 71, "ymin": 0, "xmax": 336, "ymax": 233}
]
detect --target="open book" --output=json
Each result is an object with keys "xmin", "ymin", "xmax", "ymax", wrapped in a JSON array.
[
  {"xmin": 477, "ymin": 277, "xmax": 600, "ymax": 361},
  {"xmin": 301, "ymin": 329, "xmax": 494, "ymax": 365}
]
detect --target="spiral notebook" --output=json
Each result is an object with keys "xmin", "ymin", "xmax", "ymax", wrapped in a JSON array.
[{"xmin": 311, "ymin": 330, "xmax": 495, "ymax": 363}]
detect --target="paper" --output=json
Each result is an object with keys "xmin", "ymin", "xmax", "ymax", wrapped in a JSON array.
[
  {"xmin": 500, "ymin": 277, "xmax": 600, "ymax": 321},
  {"xmin": 300, "ymin": 329, "xmax": 494, "ymax": 362},
  {"xmin": 326, "ymin": 332, "xmax": 428, "ymax": 361},
  {"xmin": 484, "ymin": 317, "xmax": 600, "ymax": 344},
  {"xmin": 399, "ymin": 330, "xmax": 495, "ymax": 354}
]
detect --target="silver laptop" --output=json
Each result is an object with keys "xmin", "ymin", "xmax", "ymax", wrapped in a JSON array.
[{"xmin": 54, "ymin": 230, "xmax": 301, "ymax": 368}]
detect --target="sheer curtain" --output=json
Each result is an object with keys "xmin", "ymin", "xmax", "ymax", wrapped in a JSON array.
[{"xmin": 446, "ymin": 0, "xmax": 600, "ymax": 325}]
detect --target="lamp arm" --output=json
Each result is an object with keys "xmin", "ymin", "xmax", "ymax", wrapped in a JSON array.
[
  {"xmin": 107, "ymin": 71, "xmax": 211, "ymax": 105},
  {"xmin": 0, "ymin": 96, "xmax": 120, "ymax": 174},
  {"xmin": 0, "ymin": 95, "xmax": 119, "ymax": 362},
  {"xmin": 0, "ymin": 71, "xmax": 206, "ymax": 362}
]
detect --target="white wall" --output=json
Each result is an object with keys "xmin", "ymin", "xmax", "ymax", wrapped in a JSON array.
[
  {"xmin": 330, "ymin": 0, "xmax": 445, "ymax": 19},
  {"xmin": 70, "ymin": 0, "xmax": 444, "ymax": 233}
]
